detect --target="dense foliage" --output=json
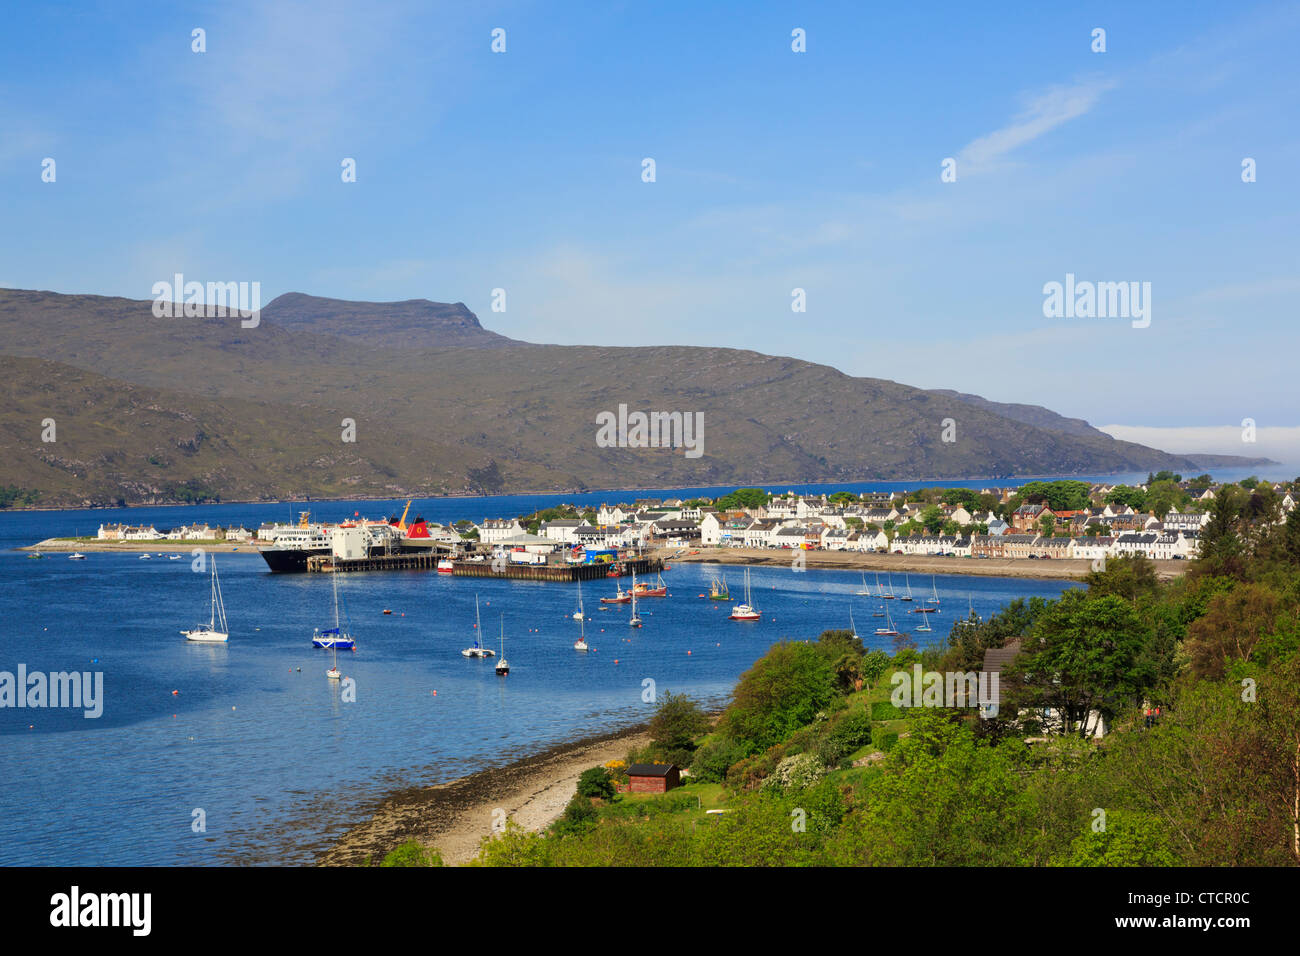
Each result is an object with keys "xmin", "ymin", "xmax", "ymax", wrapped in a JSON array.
[{"xmin": 449, "ymin": 479, "xmax": 1300, "ymax": 867}]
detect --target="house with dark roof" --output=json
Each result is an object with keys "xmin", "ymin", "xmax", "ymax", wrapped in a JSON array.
[{"xmin": 625, "ymin": 763, "xmax": 680, "ymax": 793}]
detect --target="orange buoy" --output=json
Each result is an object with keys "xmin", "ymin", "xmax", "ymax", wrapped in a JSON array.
[
  {"xmin": 687, "ymin": 650, "xmax": 692, "ymax": 655},
  {"xmin": 171, "ymin": 690, "xmax": 179, "ymax": 696}
]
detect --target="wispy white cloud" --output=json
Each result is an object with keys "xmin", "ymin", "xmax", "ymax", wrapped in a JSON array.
[{"xmin": 958, "ymin": 78, "xmax": 1117, "ymax": 174}]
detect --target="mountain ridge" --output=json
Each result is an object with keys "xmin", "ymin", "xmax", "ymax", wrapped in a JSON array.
[{"xmin": 0, "ymin": 288, "xmax": 1274, "ymax": 507}]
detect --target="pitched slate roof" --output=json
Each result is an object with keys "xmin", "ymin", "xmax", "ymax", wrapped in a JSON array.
[{"xmin": 626, "ymin": 763, "xmax": 677, "ymax": 777}]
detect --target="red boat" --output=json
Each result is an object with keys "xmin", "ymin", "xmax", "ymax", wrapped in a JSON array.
[
  {"xmin": 633, "ymin": 573, "xmax": 668, "ymax": 597},
  {"xmin": 600, "ymin": 585, "xmax": 631, "ymax": 604}
]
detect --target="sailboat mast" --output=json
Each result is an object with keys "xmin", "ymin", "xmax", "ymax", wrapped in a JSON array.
[
  {"xmin": 332, "ymin": 569, "xmax": 341, "ymax": 629},
  {"xmin": 213, "ymin": 557, "xmax": 227, "ymax": 633}
]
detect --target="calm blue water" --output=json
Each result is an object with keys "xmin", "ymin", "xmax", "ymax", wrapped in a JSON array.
[{"xmin": 1, "ymin": 490, "xmax": 1091, "ymax": 866}]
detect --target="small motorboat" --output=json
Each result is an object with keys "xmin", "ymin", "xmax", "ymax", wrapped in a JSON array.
[
  {"xmin": 69, "ymin": 552, "xmax": 87, "ymax": 560},
  {"xmin": 600, "ymin": 584, "xmax": 631, "ymax": 604}
]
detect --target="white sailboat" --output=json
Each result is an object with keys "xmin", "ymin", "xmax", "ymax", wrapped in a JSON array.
[
  {"xmin": 462, "ymin": 594, "xmax": 496, "ymax": 658},
  {"xmin": 900, "ymin": 573, "xmax": 914, "ymax": 602},
  {"xmin": 181, "ymin": 556, "xmax": 229, "ymax": 643},
  {"xmin": 326, "ymin": 638, "xmax": 342, "ymax": 680},
  {"xmin": 573, "ymin": 579, "xmax": 585, "ymax": 620},
  {"xmin": 729, "ymin": 568, "xmax": 761, "ymax": 621},
  {"xmin": 874, "ymin": 603, "xmax": 901, "ymax": 637},
  {"xmin": 494, "ymin": 614, "xmax": 509, "ymax": 675},
  {"xmin": 574, "ymin": 613, "xmax": 589, "ymax": 651},
  {"xmin": 855, "ymin": 572, "xmax": 871, "ymax": 596},
  {"xmin": 849, "ymin": 605, "xmax": 860, "ymax": 639},
  {"xmin": 629, "ymin": 569, "xmax": 643, "ymax": 627},
  {"xmin": 926, "ymin": 574, "xmax": 940, "ymax": 605},
  {"xmin": 313, "ymin": 570, "xmax": 356, "ymax": 649}
]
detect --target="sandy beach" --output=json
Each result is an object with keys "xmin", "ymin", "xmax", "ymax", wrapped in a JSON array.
[
  {"xmin": 317, "ymin": 724, "xmax": 651, "ymax": 867},
  {"xmin": 656, "ymin": 546, "xmax": 1189, "ymax": 581}
]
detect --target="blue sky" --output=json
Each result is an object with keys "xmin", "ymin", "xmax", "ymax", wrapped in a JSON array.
[{"xmin": 2, "ymin": 1, "xmax": 1297, "ymax": 461}]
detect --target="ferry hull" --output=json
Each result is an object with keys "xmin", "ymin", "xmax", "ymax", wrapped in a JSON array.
[{"xmin": 260, "ymin": 548, "xmax": 325, "ymax": 573}]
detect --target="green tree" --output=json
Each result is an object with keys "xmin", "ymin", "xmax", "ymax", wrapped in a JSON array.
[
  {"xmin": 860, "ymin": 650, "xmax": 890, "ymax": 688},
  {"xmin": 1007, "ymin": 591, "xmax": 1155, "ymax": 737},
  {"xmin": 920, "ymin": 505, "xmax": 945, "ymax": 534},
  {"xmin": 648, "ymin": 692, "xmax": 710, "ymax": 765},
  {"xmin": 1065, "ymin": 810, "xmax": 1181, "ymax": 866},
  {"xmin": 1145, "ymin": 479, "xmax": 1188, "ymax": 519},
  {"xmin": 1183, "ymin": 582, "xmax": 1286, "ymax": 678},
  {"xmin": 1196, "ymin": 491, "xmax": 1246, "ymax": 578},
  {"xmin": 714, "ymin": 488, "xmax": 770, "ymax": 510},
  {"xmin": 719, "ymin": 642, "xmax": 837, "ymax": 752},
  {"xmin": 1105, "ymin": 485, "xmax": 1148, "ymax": 510},
  {"xmin": 1084, "ymin": 553, "xmax": 1161, "ymax": 605}
]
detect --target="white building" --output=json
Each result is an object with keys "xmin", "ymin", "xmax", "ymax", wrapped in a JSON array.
[{"xmin": 480, "ymin": 518, "xmax": 525, "ymax": 544}]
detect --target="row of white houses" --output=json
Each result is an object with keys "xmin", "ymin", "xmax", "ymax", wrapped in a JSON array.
[{"xmin": 97, "ymin": 523, "xmax": 252, "ymax": 541}]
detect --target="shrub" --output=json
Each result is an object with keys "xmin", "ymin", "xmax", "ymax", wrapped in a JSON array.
[
  {"xmin": 726, "ymin": 745, "xmax": 786, "ymax": 791},
  {"xmin": 379, "ymin": 840, "xmax": 444, "ymax": 867},
  {"xmin": 817, "ymin": 709, "xmax": 875, "ymax": 766},
  {"xmin": 690, "ymin": 737, "xmax": 748, "ymax": 784},
  {"xmin": 551, "ymin": 794, "xmax": 599, "ymax": 837},
  {"xmin": 469, "ymin": 820, "xmax": 554, "ymax": 867},
  {"xmin": 871, "ymin": 701, "xmax": 905, "ymax": 720},
  {"xmin": 576, "ymin": 765, "xmax": 615, "ymax": 800},
  {"xmin": 872, "ymin": 728, "xmax": 900, "ymax": 752},
  {"xmin": 599, "ymin": 789, "xmax": 699, "ymax": 821},
  {"xmin": 760, "ymin": 752, "xmax": 826, "ymax": 793}
]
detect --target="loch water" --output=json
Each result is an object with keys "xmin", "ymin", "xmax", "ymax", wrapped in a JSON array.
[{"xmin": 0, "ymin": 490, "xmax": 1085, "ymax": 865}]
